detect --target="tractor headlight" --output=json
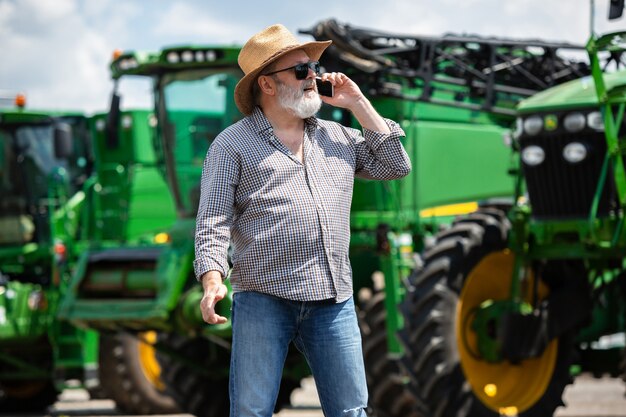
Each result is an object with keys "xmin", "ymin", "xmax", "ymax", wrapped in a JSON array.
[
  {"xmin": 563, "ymin": 142, "xmax": 587, "ymax": 163},
  {"xmin": 195, "ymin": 51, "xmax": 205, "ymax": 62},
  {"xmin": 563, "ymin": 113, "xmax": 586, "ymax": 133},
  {"xmin": 166, "ymin": 51, "xmax": 180, "ymax": 63},
  {"xmin": 181, "ymin": 50, "xmax": 194, "ymax": 63},
  {"xmin": 121, "ymin": 115, "xmax": 133, "ymax": 129},
  {"xmin": 95, "ymin": 118, "xmax": 106, "ymax": 132},
  {"xmin": 523, "ymin": 116, "xmax": 543, "ymax": 136},
  {"xmin": 587, "ymin": 111, "xmax": 604, "ymax": 131},
  {"xmin": 118, "ymin": 58, "xmax": 138, "ymax": 70},
  {"xmin": 521, "ymin": 145, "xmax": 545, "ymax": 166},
  {"xmin": 154, "ymin": 232, "xmax": 170, "ymax": 244}
]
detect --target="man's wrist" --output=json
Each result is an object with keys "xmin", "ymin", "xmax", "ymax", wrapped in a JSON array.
[
  {"xmin": 349, "ymin": 96, "xmax": 391, "ymax": 134},
  {"xmin": 201, "ymin": 270, "xmax": 224, "ymax": 288},
  {"xmin": 347, "ymin": 95, "xmax": 369, "ymax": 115}
]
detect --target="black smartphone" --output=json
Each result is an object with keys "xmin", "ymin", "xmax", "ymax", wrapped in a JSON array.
[{"xmin": 316, "ymin": 78, "xmax": 334, "ymax": 97}]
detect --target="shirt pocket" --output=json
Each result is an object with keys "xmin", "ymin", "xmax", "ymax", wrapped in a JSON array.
[{"xmin": 321, "ymin": 157, "xmax": 354, "ymax": 192}]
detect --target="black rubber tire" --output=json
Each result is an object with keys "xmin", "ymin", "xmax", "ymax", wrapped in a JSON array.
[
  {"xmin": 399, "ymin": 208, "xmax": 575, "ymax": 417},
  {"xmin": 619, "ymin": 281, "xmax": 626, "ymax": 397},
  {"xmin": 87, "ymin": 385, "xmax": 108, "ymax": 400},
  {"xmin": 621, "ymin": 334, "xmax": 626, "ymax": 396},
  {"xmin": 0, "ymin": 379, "xmax": 58, "ymax": 412},
  {"xmin": 156, "ymin": 333, "xmax": 299, "ymax": 417},
  {"xmin": 99, "ymin": 332, "xmax": 180, "ymax": 415},
  {"xmin": 358, "ymin": 289, "xmax": 426, "ymax": 417},
  {"xmin": 0, "ymin": 338, "xmax": 59, "ymax": 412}
]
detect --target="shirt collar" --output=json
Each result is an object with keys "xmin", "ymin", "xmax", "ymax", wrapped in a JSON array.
[
  {"xmin": 250, "ymin": 106, "xmax": 319, "ymax": 139},
  {"xmin": 250, "ymin": 107, "xmax": 273, "ymax": 136}
]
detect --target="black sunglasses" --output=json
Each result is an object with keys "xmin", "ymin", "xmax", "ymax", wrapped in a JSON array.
[{"xmin": 263, "ymin": 61, "xmax": 320, "ymax": 80}]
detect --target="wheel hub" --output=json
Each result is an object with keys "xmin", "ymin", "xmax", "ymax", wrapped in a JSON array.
[{"xmin": 456, "ymin": 250, "xmax": 559, "ymax": 413}]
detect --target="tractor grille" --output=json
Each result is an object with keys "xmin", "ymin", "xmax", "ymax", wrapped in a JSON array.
[{"xmin": 520, "ymin": 129, "xmax": 616, "ymax": 219}]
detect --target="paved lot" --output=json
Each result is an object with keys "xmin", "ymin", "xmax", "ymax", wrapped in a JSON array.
[
  {"xmin": 5, "ymin": 374, "xmax": 626, "ymax": 417},
  {"xmin": 555, "ymin": 375, "xmax": 626, "ymax": 417}
]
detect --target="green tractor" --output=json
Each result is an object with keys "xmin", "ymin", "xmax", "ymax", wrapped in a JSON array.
[
  {"xmin": 305, "ymin": 19, "xmax": 601, "ymax": 417},
  {"xmin": 0, "ymin": 97, "xmax": 98, "ymax": 412},
  {"xmin": 397, "ymin": 4, "xmax": 626, "ymax": 417},
  {"xmin": 84, "ymin": 108, "xmax": 180, "ymax": 414},
  {"xmin": 0, "ymin": 98, "xmax": 178, "ymax": 413},
  {"xmin": 58, "ymin": 46, "xmax": 253, "ymax": 417},
  {"xmin": 57, "ymin": 20, "xmax": 596, "ymax": 417}
]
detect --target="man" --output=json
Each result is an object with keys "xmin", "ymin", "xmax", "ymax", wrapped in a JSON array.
[{"xmin": 194, "ymin": 24, "xmax": 411, "ymax": 417}]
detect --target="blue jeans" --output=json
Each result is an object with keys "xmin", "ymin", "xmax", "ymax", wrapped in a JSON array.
[{"xmin": 230, "ymin": 291, "xmax": 368, "ymax": 417}]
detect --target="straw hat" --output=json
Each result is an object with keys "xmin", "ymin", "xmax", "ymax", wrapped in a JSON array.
[{"xmin": 234, "ymin": 24, "xmax": 332, "ymax": 115}]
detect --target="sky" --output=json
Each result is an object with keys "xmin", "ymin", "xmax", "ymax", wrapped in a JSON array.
[{"xmin": 0, "ymin": 0, "xmax": 624, "ymax": 113}]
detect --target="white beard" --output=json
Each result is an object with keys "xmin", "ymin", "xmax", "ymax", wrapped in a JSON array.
[{"xmin": 275, "ymin": 80, "xmax": 322, "ymax": 119}]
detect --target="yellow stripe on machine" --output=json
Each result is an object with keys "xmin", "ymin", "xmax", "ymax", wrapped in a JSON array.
[{"xmin": 420, "ymin": 202, "xmax": 479, "ymax": 218}]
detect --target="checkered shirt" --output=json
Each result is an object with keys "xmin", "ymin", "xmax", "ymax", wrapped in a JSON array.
[{"xmin": 193, "ymin": 106, "xmax": 411, "ymax": 302}]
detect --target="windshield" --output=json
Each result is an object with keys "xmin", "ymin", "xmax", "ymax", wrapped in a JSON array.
[
  {"xmin": 60, "ymin": 116, "xmax": 93, "ymax": 190},
  {"xmin": 159, "ymin": 69, "xmax": 242, "ymax": 216},
  {"xmin": 0, "ymin": 118, "xmax": 92, "ymax": 246}
]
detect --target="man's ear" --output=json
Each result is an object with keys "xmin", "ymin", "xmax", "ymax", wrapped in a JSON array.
[{"xmin": 258, "ymin": 75, "xmax": 276, "ymax": 96}]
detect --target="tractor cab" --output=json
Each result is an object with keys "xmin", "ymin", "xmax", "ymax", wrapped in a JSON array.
[
  {"xmin": 0, "ymin": 101, "xmax": 97, "ymax": 413},
  {"xmin": 156, "ymin": 67, "xmax": 241, "ymax": 217},
  {"xmin": 106, "ymin": 48, "xmax": 243, "ymax": 219},
  {"xmin": 0, "ymin": 107, "xmax": 92, "ymax": 284}
]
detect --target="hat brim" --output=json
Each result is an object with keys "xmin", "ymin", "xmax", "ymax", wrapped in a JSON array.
[{"xmin": 234, "ymin": 40, "xmax": 332, "ymax": 115}]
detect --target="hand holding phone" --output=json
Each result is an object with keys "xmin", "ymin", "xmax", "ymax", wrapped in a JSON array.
[{"xmin": 315, "ymin": 78, "xmax": 334, "ymax": 97}]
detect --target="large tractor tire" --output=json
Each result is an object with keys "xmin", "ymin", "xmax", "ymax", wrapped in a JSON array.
[
  {"xmin": 99, "ymin": 332, "xmax": 180, "ymax": 415},
  {"xmin": 619, "ymin": 281, "xmax": 626, "ymax": 397},
  {"xmin": 621, "ymin": 327, "xmax": 626, "ymax": 396},
  {"xmin": 400, "ymin": 208, "xmax": 575, "ymax": 417},
  {"xmin": 156, "ymin": 333, "xmax": 299, "ymax": 417},
  {"xmin": 358, "ymin": 289, "xmax": 426, "ymax": 417},
  {"xmin": 0, "ymin": 379, "xmax": 58, "ymax": 412},
  {"xmin": 0, "ymin": 338, "xmax": 59, "ymax": 412}
]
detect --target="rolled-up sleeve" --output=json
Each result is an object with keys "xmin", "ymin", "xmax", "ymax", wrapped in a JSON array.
[
  {"xmin": 193, "ymin": 142, "xmax": 239, "ymax": 281},
  {"xmin": 355, "ymin": 118, "xmax": 411, "ymax": 180}
]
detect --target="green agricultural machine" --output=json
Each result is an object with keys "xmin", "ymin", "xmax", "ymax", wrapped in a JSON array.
[
  {"xmin": 56, "ymin": 19, "xmax": 597, "ymax": 417},
  {"xmin": 64, "ymin": 108, "xmax": 180, "ymax": 415},
  {"xmin": 59, "ymin": 47, "xmax": 251, "ymax": 416},
  {"xmin": 0, "ymin": 98, "xmax": 98, "ymax": 412},
  {"xmin": 0, "ymin": 99, "xmax": 178, "ymax": 413},
  {"xmin": 397, "ymin": 5, "xmax": 626, "ymax": 417},
  {"xmin": 305, "ymin": 19, "xmax": 600, "ymax": 417}
]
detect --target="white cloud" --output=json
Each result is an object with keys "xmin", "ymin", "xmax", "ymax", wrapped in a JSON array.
[
  {"xmin": 0, "ymin": 0, "xmax": 16, "ymax": 27},
  {"xmin": 1, "ymin": 0, "xmax": 623, "ymax": 112},
  {"xmin": 153, "ymin": 3, "xmax": 250, "ymax": 43},
  {"xmin": 0, "ymin": 0, "xmax": 138, "ymax": 113},
  {"xmin": 33, "ymin": 0, "xmax": 76, "ymax": 20}
]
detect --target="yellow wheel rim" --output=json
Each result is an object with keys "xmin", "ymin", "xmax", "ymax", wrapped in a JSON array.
[
  {"xmin": 455, "ymin": 250, "xmax": 559, "ymax": 414},
  {"xmin": 137, "ymin": 331, "xmax": 166, "ymax": 392}
]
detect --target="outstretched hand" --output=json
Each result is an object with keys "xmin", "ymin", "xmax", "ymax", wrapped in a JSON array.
[{"xmin": 200, "ymin": 272, "xmax": 228, "ymax": 324}]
